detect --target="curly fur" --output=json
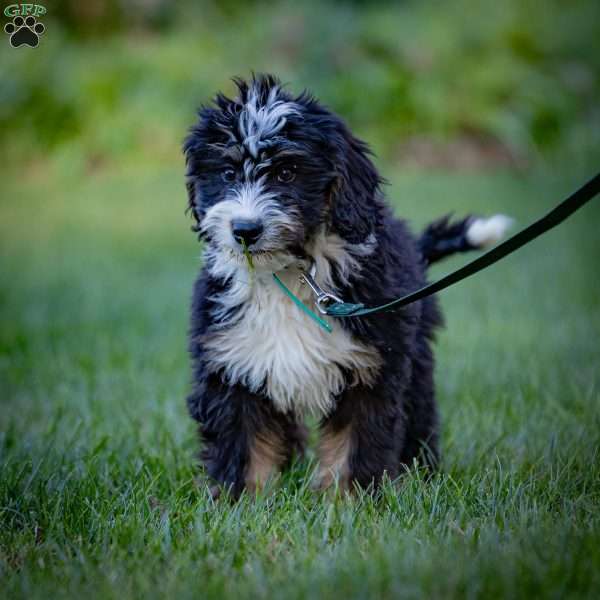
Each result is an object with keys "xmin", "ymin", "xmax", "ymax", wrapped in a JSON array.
[{"xmin": 183, "ymin": 74, "xmax": 509, "ymax": 497}]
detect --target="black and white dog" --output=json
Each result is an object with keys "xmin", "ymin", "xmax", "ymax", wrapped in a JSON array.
[{"xmin": 184, "ymin": 75, "xmax": 510, "ymax": 497}]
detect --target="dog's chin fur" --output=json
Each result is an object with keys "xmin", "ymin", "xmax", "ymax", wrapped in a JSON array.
[
  {"xmin": 183, "ymin": 74, "xmax": 507, "ymax": 497},
  {"xmin": 206, "ymin": 245, "xmax": 299, "ymax": 277}
]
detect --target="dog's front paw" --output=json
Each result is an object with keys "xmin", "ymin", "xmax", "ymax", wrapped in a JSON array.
[
  {"xmin": 208, "ymin": 484, "xmax": 222, "ymax": 500},
  {"xmin": 311, "ymin": 469, "xmax": 350, "ymax": 494}
]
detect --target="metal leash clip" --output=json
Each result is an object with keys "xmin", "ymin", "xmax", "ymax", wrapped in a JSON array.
[{"xmin": 300, "ymin": 263, "xmax": 344, "ymax": 314}]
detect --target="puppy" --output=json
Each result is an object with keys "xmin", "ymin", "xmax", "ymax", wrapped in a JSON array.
[{"xmin": 183, "ymin": 74, "xmax": 510, "ymax": 497}]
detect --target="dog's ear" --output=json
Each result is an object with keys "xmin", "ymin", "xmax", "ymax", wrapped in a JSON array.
[
  {"xmin": 183, "ymin": 100, "xmax": 235, "ymax": 233},
  {"xmin": 185, "ymin": 178, "xmax": 202, "ymax": 232},
  {"xmin": 324, "ymin": 120, "xmax": 382, "ymax": 244},
  {"xmin": 183, "ymin": 114, "xmax": 212, "ymax": 233}
]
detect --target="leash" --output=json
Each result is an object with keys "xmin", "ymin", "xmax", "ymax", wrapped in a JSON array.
[{"xmin": 273, "ymin": 172, "xmax": 600, "ymax": 329}]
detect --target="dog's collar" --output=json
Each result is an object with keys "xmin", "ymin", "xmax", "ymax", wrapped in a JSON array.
[
  {"xmin": 271, "ymin": 261, "xmax": 357, "ymax": 334},
  {"xmin": 272, "ymin": 263, "xmax": 333, "ymax": 333},
  {"xmin": 299, "ymin": 263, "xmax": 344, "ymax": 315}
]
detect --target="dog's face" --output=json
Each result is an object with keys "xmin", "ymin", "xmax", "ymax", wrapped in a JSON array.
[{"xmin": 184, "ymin": 75, "xmax": 381, "ymax": 271}]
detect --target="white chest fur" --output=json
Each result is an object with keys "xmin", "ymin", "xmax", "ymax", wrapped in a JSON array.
[{"xmin": 202, "ymin": 262, "xmax": 381, "ymax": 415}]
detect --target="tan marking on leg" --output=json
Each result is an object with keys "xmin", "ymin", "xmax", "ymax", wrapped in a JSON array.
[
  {"xmin": 246, "ymin": 431, "xmax": 285, "ymax": 492},
  {"xmin": 315, "ymin": 426, "xmax": 352, "ymax": 490}
]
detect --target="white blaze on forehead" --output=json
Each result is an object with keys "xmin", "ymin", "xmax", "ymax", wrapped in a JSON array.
[
  {"xmin": 238, "ymin": 86, "xmax": 299, "ymax": 157},
  {"xmin": 229, "ymin": 179, "xmax": 276, "ymax": 219}
]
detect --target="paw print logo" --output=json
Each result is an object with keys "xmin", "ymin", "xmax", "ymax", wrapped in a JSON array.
[{"xmin": 4, "ymin": 15, "xmax": 45, "ymax": 48}]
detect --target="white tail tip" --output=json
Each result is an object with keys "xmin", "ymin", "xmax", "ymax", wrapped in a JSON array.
[{"xmin": 466, "ymin": 214, "xmax": 514, "ymax": 248}]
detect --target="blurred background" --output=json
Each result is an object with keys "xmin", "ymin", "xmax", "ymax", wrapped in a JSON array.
[
  {"xmin": 1, "ymin": 3, "xmax": 600, "ymax": 596},
  {"xmin": 1, "ymin": 0, "xmax": 599, "ymax": 174}
]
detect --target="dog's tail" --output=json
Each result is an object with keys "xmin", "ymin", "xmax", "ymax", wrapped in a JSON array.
[{"xmin": 418, "ymin": 214, "xmax": 513, "ymax": 266}]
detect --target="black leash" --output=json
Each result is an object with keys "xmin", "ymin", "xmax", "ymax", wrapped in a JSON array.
[{"xmin": 325, "ymin": 172, "xmax": 600, "ymax": 318}]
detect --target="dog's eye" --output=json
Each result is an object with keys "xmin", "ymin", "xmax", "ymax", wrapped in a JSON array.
[
  {"xmin": 277, "ymin": 166, "xmax": 296, "ymax": 183},
  {"xmin": 221, "ymin": 168, "xmax": 237, "ymax": 183}
]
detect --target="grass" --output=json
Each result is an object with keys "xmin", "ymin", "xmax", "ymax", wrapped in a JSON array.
[{"xmin": 1, "ymin": 161, "xmax": 599, "ymax": 599}]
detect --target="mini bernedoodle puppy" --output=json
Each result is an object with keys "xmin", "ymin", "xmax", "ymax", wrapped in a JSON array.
[{"xmin": 183, "ymin": 75, "xmax": 510, "ymax": 498}]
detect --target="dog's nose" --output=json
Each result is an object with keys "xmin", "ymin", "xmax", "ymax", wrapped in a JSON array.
[{"xmin": 231, "ymin": 218, "xmax": 264, "ymax": 247}]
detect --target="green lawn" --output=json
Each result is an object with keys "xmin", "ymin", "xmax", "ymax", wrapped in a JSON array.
[{"xmin": 1, "ymin": 164, "xmax": 599, "ymax": 599}]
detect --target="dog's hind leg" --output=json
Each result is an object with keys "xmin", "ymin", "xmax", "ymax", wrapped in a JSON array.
[{"xmin": 397, "ymin": 337, "xmax": 440, "ymax": 471}]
